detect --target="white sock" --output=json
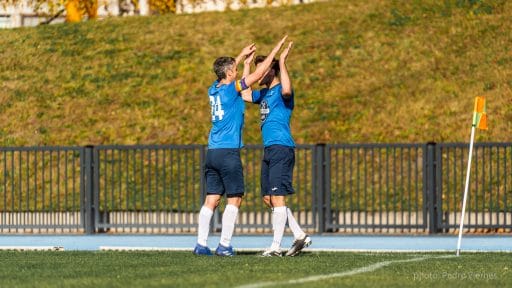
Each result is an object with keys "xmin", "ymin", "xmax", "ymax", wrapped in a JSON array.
[
  {"xmin": 287, "ymin": 208, "xmax": 306, "ymax": 240},
  {"xmin": 197, "ymin": 206, "xmax": 213, "ymax": 247},
  {"xmin": 219, "ymin": 204, "xmax": 239, "ymax": 247},
  {"xmin": 270, "ymin": 206, "xmax": 287, "ymax": 251}
]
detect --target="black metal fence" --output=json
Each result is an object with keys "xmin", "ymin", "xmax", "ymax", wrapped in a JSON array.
[
  {"xmin": 325, "ymin": 144, "xmax": 428, "ymax": 233},
  {"xmin": 0, "ymin": 143, "xmax": 511, "ymax": 234},
  {"xmin": 0, "ymin": 147, "xmax": 84, "ymax": 233},
  {"xmin": 92, "ymin": 145, "xmax": 204, "ymax": 234},
  {"xmin": 435, "ymin": 143, "xmax": 512, "ymax": 232}
]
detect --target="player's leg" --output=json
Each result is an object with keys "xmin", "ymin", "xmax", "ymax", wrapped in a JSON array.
[
  {"xmin": 285, "ymin": 207, "xmax": 311, "ymax": 256},
  {"xmin": 286, "ymin": 207, "xmax": 306, "ymax": 240},
  {"xmin": 263, "ymin": 195, "xmax": 287, "ymax": 257},
  {"xmin": 215, "ymin": 149, "xmax": 245, "ymax": 256},
  {"xmin": 261, "ymin": 145, "xmax": 288, "ymax": 257},
  {"xmin": 216, "ymin": 195, "xmax": 242, "ymax": 256},
  {"xmin": 260, "ymin": 150, "xmax": 282, "ymax": 256},
  {"xmin": 285, "ymin": 219, "xmax": 312, "ymax": 256},
  {"xmin": 283, "ymin": 148, "xmax": 305, "ymax": 238},
  {"xmin": 195, "ymin": 194, "xmax": 220, "ymax": 255},
  {"xmin": 261, "ymin": 155, "xmax": 272, "ymax": 208},
  {"xmin": 194, "ymin": 150, "xmax": 224, "ymax": 256},
  {"xmin": 284, "ymin": 147, "xmax": 311, "ymax": 256}
]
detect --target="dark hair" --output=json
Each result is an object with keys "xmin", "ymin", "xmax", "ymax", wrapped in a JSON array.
[
  {"xmin": 254, "ymin": 55, "xmax": 280, "ymax": 75},
  {"xmin": 213, "ymin": 57, "xmax": 236, "ymax": 80}
]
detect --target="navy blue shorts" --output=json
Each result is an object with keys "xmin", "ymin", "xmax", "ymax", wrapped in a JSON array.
[
  {"xmin": 205, "ymin": 148, "xmax": 244, "ymax": 197},
  {"xmin": 261, "ymin": 145, "xmax": 295, "ymax": 197}
]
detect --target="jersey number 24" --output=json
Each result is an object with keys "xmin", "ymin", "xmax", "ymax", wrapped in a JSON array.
[{"xmin": 209, "ymin": 95, "xmax": 225, "ymax": 121}]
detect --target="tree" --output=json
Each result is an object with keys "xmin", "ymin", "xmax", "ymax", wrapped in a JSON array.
[
  {"xmin": 2, "ymin": 0, "xmax": 98, "ymax": 22},
  {"xmin": 130, "ymin": 0, "xmax": 176, "ymax": 14},
  {"xmin": 149, "ymin": 0, "xmax": 175, "ymax": 14},
  {"xmin": 3, "ymin": 0, "xmax": 178, "ymax": 23}
]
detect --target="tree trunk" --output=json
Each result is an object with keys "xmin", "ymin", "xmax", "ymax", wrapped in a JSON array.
[{"xmin": 65, "ymin": 0, "xmax": 82, "ymax": 22}]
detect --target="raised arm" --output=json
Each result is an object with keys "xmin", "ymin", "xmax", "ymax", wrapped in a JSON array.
[
  {"xmin": 243, "ymin": 51, "xmax": 254, "ymax": 78},
  {"xmin": 241, "ymin": 51, "xmax": 255, "ymax": 102},
  {"xmin": 279, "ymin": 41, "xmax": 293, "ymax": 98},
  {"xmin": 243, "ymin": 35, "xmax": 288, "ymax": 87},
  {"xmin": 235, "ymin": 43, "xmax": 256, "ymax": 66}
]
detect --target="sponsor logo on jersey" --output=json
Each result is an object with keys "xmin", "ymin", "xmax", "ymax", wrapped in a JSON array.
[{"xmin": 260, "ymin": 100, "xmax": 269, "ymax": 122}]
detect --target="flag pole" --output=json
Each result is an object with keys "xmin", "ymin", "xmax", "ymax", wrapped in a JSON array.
[
  {"xmin": 456, "ymin": 124, "xmax": 475, "ymax": 256},
  {"xmin": 457, "ymin": 96, "xmax": 487, "ymax": 256}
]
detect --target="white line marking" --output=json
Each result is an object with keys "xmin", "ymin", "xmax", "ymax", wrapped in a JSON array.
[
  {"xmin": 0, "ymin": 246, "xmax": 64, "ymax": 251},
  {"xmin": 98, "ymin": 247, "xmax": 511, "ymax": 253},
  {"xmin": 296, "ymin": 248, "xmax": 512, "ymax": 253},
  {"xmin": 99, "ymin": 246, "xmax": 190, "ymax": 251},
  {"xmin": 236, "ymin": 255, "xmax": 455, "ymax": 288}
]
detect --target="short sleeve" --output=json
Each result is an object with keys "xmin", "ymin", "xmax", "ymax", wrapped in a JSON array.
[
  {"xmin": 283, "ymin": 89, "xmax": 294, "ymax": 109},
  {"xmin": 252, "ymin": 90, "xmax": 262, "ymax": 104},
  {"xmin": 227, "ymin": 81, "xmax": 241, "ymax": 98}
]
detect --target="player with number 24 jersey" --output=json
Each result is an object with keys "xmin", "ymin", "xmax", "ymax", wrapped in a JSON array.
[{"xmin": 208, "ymin": 80, "xmax": 246, "ymax": 149}]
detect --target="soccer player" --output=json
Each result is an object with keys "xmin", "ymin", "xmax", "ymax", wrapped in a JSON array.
[
  {"xmin": 194, "ymin": 36, "xmax": 288, "ymax": 256},
  {"xmin": 242, "ymin": 41, "xmax": 312, "ymax": 257}
]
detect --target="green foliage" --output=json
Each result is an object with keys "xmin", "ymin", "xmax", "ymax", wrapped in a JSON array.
[
  {"xmin": 0, "ymin": 0, "xmax": 511, "ymax": 147},
  {"xmin": 455, "ymin": 0, "xmax": 506, "ymax": 15},
  {"xmin": 388, "ymin": 8, "xmax": 411, "ymax": 27}
]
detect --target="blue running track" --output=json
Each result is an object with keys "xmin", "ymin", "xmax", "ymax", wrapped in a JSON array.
[{"xmin": 0, "ymin": 235, "xmax": 510, "ymax": 252}]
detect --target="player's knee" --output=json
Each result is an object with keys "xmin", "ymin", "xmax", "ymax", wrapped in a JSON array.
[
  {"xmin": 262, "ymin": 196, "xmax": 272, "ymax": 208},
  {"xmin": 226, "ymin": 194, "xmax": 243, "ymax": 207},
  {"xmin": 270, "ymin": 195, "xmax": 285, "ymax": 207},
  {"xmin": 204, "ymin": 195, "xmax": 221, "ymax": 209}
]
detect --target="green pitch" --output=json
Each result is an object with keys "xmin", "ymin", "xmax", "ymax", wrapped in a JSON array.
[{"xmin": 0, "ymin": 251, "xmax": 509, "ymax": 287}]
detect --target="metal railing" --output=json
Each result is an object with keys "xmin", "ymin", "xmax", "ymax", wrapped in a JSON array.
[
  {"xmin": 325, "ymin": 144, "xmax": 428, "ymax": 233},
  {"xmin": 0, "ymin": 147, "xmax": 84, "ymax": 233},
  {"xmin": 0, "ymin": 143, "xmax": 511, "ymax": 234},
  {"xmin": 222, "ymin": 145, "xmax": 317, "ymax": 234},
  {"xmin": 435, "ymin": 143, "xmax": 512, "ymax": 232},
  {"xmin": 92, "ymin": 145, "xmax": 204, "ymax": 234}
]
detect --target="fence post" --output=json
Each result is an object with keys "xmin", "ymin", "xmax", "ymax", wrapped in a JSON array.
[
  {"xmin": 323, "ymin": 144, "xmax": 333, "ymax": 232},
  {"xmin": 314, "ymin": 144, "xmax": 328, "ymax": 233},
  {"xmin": 426, "ymin": 142, "xmax": 439, "ymax": 234},
  {"xmin": 83, "ymin": 146, "xmax": 96, "ymax": 234}
]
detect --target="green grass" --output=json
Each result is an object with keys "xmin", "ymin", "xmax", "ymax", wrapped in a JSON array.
[
  {"xmin": 0, "ymin": 0, "xmax": 511, "ymax": 146},
  {"xmin": 0, "ymin": 251, "xmax": 510, "ymax": 287}
]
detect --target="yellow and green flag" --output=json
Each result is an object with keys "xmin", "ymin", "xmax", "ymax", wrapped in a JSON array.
[{"xmin": 472, "ymin": 96, "xmax": 487, "ymax": 130}]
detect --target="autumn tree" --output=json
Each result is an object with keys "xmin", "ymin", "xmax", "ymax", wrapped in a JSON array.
[
  {"xmin": 2, "ymin": 0, "xmax": 98, "ymax": 22},
  {"xmin": 2, "ymin": 0, "xmax": 178, "ymax": 24},
  {"xmin": 130, "ymin": 0, "xmax": 176, "ymax": 14}
]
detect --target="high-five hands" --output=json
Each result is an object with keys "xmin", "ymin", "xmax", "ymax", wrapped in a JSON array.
[
  {"xmin": 280, "ymin": 41, "xmax": 293, "ymax": 64},
  {"xmin": 241, "ymin": 43, "xmax": 256, "ymax": 57}
]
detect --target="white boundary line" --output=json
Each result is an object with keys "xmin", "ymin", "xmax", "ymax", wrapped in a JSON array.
[
  {"xmin": 0, "ymin": 246, "xmax": 64, "ymax": 251},
  {"xmin": 236, "ymin": 255, "xmax": 456, "ymax": 288},
  {"xmin": 299, "ymin": 248, "xmax": 512, "ymax": 253},
  {"xmin": 98, "ymin": 246, "xmax": 512, "ymax": 253},
  {"xmin": 100, "ymin": 247, "xmax": 269, "ymax": 252},
  {"xmin": 100, "ymin": 246, "xmax": 191, "ymax": 251}
]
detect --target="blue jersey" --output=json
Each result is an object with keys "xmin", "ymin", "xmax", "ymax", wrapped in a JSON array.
[
  {"xmin": 207, "ymin": 80, "xmax": 246, "ymax": 149},
  {"xmin": 252, "ymin": 83, "xmax": 295, "ymax": 147}
]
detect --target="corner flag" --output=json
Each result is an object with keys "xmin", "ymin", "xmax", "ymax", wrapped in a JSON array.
[
  {"xmin": 457, "ymin": 96, "xmax": 488, "ymax": 256},
  {"xmin": 472, "ymin": 96, "xmax": 488, "ymax": 130}
]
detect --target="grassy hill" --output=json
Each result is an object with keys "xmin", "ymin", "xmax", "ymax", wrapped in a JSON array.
[{"xmin": 0, "ymin": 0, "xmax": 511, "ymax": 146}]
